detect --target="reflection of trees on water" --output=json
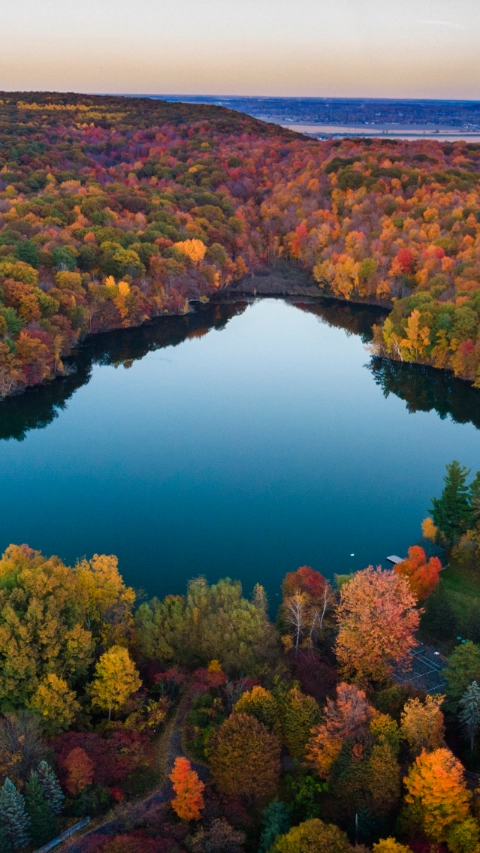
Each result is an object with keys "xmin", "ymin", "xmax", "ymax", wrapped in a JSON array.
[
  {"xmin": 293, "ymin": 298, "xmax": 388, "ymax": 343},
  {"xmin": 369, "ymin": 357, "xmax": 480, "ymax": 431},
  {"xmin": 2, "ymin": 295, "xmax": 480, "ymax": 442},
  {"xmin": 0, "ymin": 302, "xmax": 247, "ymax": 442}
]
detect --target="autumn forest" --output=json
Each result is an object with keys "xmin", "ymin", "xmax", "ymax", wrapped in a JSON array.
[{"xmin": 2, "ymin": 93, "xmax": 480, "ymax": 397}]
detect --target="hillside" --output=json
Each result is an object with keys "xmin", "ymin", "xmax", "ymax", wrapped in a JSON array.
[{"xmin": 1, "ymin": 92, "xmax": 480, "ymax": 396}]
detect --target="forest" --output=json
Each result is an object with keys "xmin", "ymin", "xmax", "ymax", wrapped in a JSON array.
[
  {"xmin": 1, "ymin": 463, "xmax": 480, "ymax": 852},
  {"xmin": 2, "ymin": 92, "xmax": 480, "ymax": 397}
]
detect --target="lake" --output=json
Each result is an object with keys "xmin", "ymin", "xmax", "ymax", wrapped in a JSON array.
[{"xmin": 1, "ymin": 296, "xmax": 480, "ymax": 605}]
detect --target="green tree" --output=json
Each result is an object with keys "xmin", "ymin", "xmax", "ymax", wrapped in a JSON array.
[
  {"xmin": 431, "ymin": 461, "xmax": 471, "ymax": 545},
  {"xmin": 0, "ymin": 778, "xmax": 30, "ymax": 850},
  {"xmin": 459, "ymin": 681, "xmax": 480, "ymax": 750},
  {"xmin": 36, "ymin": 762, "xmax": 64, "ymax": 815},
  {"xmin": 269, "ymin": 818, "xmax": 352, "ymax": 853},
  {"xmin": 281, "ymin": 687, "xmax": 321, "ymax": 760},
  {"xmin": 445, "ymin": 641, "xmax": 480, "ymax": 711},
  {"xmin": 447, "ymin": 817, "xmax": 480, "ymax": 853},
  {"xmin": 24, "ymin": 772, "xmax": 56, "ymax": 847},
  {"xmin": 259, "ymin": 800, "xmax": 291, "ymax": 853}
]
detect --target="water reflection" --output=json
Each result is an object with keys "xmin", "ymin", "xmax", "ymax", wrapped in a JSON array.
[
  {"xmin": 2, "ymin": 295, "xmax": 480, "ymax": 442},
  {"xmin": 0, "ymin": 301, "xmax": 247, "ymax": 442}
]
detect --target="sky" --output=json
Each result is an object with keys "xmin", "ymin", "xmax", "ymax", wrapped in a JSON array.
[{"xmin": 1, "ymin": 0, "xmax": 479, "ymax": 99}]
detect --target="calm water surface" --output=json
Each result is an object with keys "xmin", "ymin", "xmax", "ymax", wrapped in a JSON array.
[{"xmin": 1, "ymin": 297, "xmax": 480, "ymax": 603}]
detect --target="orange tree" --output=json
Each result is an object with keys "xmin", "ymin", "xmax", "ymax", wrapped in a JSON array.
[
  {"xmin": 169, "ymin": 757, "xmax": 204, "ymax": 821},
  {"xmin": 335, "ymin": 566, "xmax": 419, "ymax": 684},
  {"xmin": 404, "ymin": 747, "xmax": 471, "ymax": 841}
]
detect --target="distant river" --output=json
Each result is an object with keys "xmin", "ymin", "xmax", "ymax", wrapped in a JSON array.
[{"xmin": 1, "ymin": 297, "xmax": 480, "ymax": 604}]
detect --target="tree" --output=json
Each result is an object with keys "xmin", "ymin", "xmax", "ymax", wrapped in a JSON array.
[
  {"xmin": 190, "ymin": 818, "xmax": 246, "ymax": 853},
  {"xmin": 258, "ymin": 800, "xmax": 291, "ymax": 853},
  {"xmin": 447, "ymin": 817, "xmax": 480, "ymax": 853},
  {"xmin": 404, "ymin": 748, "xmax": 471, "ymax": 841},
  {"xmin": 445, "ymin": 641, "xmax": 480, "ymax": 711},
  {"xmin": 29, "ymin": 673, "xmax": 79, "ymax": 735},
  {"xmin": 210, "ymin": 713, "xmax": 281, "ymax": 805},
  {"xmin": 459, "ymin": 681, "xmax": 480, "ymax": 750},
  {"xmin": 174, "ymin": 239, "xmax": 207, "ymax": 263},
  {"xmin": 169, "ymin": 757, "xmax": 205, "ymax": 821},
  {"xmin": 63, "ymin": 748, "xmax": 94, "ymax": 795},
  {"xmin": 335, "ymin": 566, "xmax": 419, "ymax": 684},
  {"xmin": 431, "ymin": 461, "xmax": 471, "ymax": 545},
  {"xmin": 270, "ymin": 818, "xmax": 352, "ymax": 853},
  {"xmin": 24, "ymin": 772, "xmax": 56, "ymax": 847},
  {"xmin": 307, "ymin": 683, "xmax": 374, "ymax": 779},
  {"xmin": 281, "ymin": 687, "xmax": 321, "ymax": 760},
  {"xmin": 400, "ymin": 694, "xmax": 445, "ymax": 756},
  {"xmin": 0, "ymin": 778, "xmax": 30, "ymax": 850},
  {"xmin": 394, "ymin": 546, "xmax": 441, "ymax": 600},
  {"xmin": 373, "ymin": 840, "xmax": 412, "ymax": 853},
  {"xmin": 90, "ymin": 645, "xmax": 141, "ymax": 720},
  {"xmin": 234, "ymin": 686, "xmax": 279, "ymax": 731},
  {"xmin": 281, "ymin": 567, "xmax": 334, "ymax": 649},
  {"xmin": 422, "ymin": 518, "xmax": 438, "ymax": 541},
  {"xmin": 36, "ymin": 761, "xmax": 64, "ymax": 815},
  {"xmin": 0, "ymin": 712, "xmax": 44, "ymax": 789}
]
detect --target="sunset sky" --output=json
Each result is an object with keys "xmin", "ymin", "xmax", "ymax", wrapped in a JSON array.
[{"xmin": 2, "ymin": 0, "xmax": 479, "ymax": 99}]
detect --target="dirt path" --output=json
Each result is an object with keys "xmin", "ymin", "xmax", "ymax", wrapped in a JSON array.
[{"xmin": 65, "ymin": 691, "xmax": 204, "ymax": 851}]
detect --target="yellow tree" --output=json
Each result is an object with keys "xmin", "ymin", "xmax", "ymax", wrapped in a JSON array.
[
  {"xmin": 90, "ymin": 645, "xmax": 141, "ymax": 720},
  {"xmin": 400, "ymin": 695, "xmax": 445, "ymax": 756},
  {"xmin": 373, "ymin": 840, "xmax": 412, "ymax": 853},
  {"xmin": 75, "ymin": 553, "xmax": 135, "ymax": 647},
  {"xmin": 234, "ymin": 686, "xmax": 279, "ymax": 731},
  {"xmin": 29, "ymin": 674, "xmax": 79, "ymax": 735},
  {"xmin": 174, "ymin": 239, "xmax": 207, "ymax": 263},
  {"xmin": 404, "ymin": 748, "xmax": 471, "ymax": 841}
]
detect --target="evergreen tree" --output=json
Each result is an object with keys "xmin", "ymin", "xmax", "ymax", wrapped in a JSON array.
[
  {"xmin": 258, "ymin": 800, "xmax": 292, "ymax": 853},
  {"xmin": 24, "ymin": 772, "xmax": 56, "ymax": 847},
  {"xmin": 459, "ymin": 681, "xmax": 480, "ymax": 750},
  {"xmin": 37, "ymin": 761, "xmax": 64, "ymax": 815},
  {"xmin": 431, "ymin": 461, "xmax": 471, "ymax": 545},
  {"xmin": 0, "ymin": 778, "xmax": 30, "ymax": 850},
  {"xmin": 0, "ymin": 826, "xmax": 12, "ymax": 853}
]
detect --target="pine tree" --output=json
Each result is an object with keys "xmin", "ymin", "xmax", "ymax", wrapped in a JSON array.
[
  {"xmin": 37, "ymin": 761, "xmax": 64, "ymax": 815},
  {"xmin": 431, "ymin": 461, "xmax": 471, "ymax": 545},
  {"xmin": 0, "ymin": 778, "xmax": 30, "ymax": 850},
  {"xmin": 24, "ymin": 772, "xmax": 56, "ymax": 847},
  {"xmin": 459, "ymin": 681, "xmax": 480, "ymax": 750},
  {"xmin": 258, "ymin": 800, "xmax": 291, "ymax": 853}
]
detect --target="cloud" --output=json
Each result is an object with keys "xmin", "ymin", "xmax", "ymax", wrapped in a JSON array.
[{"xmin": 416, "ymin": 19, "xmax": 468, "ymax": 30}]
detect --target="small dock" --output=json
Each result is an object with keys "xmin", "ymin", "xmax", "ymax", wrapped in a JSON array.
[{"xmin": 387, "ymin": 555, "xmax": 404, "ymax": 565}]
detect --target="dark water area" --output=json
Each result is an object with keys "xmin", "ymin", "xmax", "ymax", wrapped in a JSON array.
[{"xmin": 1, "ymin": 295, "xmax": 480, "ymax": 604}]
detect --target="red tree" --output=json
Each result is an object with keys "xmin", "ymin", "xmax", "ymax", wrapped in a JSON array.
[{"xmin": 394, "ymin": 546, "xmax": 441, "ymax": 600}]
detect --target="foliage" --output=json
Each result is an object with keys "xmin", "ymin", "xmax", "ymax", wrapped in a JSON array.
[
  {"xmin": 394, "ymin": 546, "xmax": 441, "ymax": 600},
  {"xmin": 0, "ymin": 712, "xmax": 44, "ymax": 789},
  {"xmin": 431, "ymin": 461, "xmax": 472, "ymax": 545},
  {"xmin": 210, "ymin": 712, "xmax": 281, "ymax": 804},
  {"xmin": 169, "ymin": 757, "xmax": 204, "ymax": 821},
  {"xmin": 447, "ymin": 817, "xmax": 480, "ymax": 853},
  {"xmin": 36, "ymin": 761, "xmax": 64, "ymax": 815},
  {"xmin": 445, "ymin": 641, "xmax": 480, "ymax": 711},
  {"xmin": 280, "ymin": 687, "xmax": 321, "ymax": 760},
  {"xmin": 135, "ymin": 577, "xmax": 275, "ymax": 673},
  {"xmin": 269, "ymin": 818, "xmax": 352, "ymax": 853},
  {"xmin": 404, "ymin": 747, "xmax": 471, "ymax": 841},
  {"xmin": 0, "ymin": 778, "xmax": 30, "ymax": 849},
  {"xmin": 63, "ymin": 747, "xmax": 95, "ymax": 795},
  {"xmin": 90, "ymin": 645, "xmax": 141, "ymax": 720},
  {"xmin": 234, "ymin": 686, "xmax": 279, "ymax": 731},
  {"xmin": 190, "ymin": 818, "xmax": 246, "ymax": 853},
  {"xmin": 459, "ymin": 681, "xmax": 480, "ymax": 750},
  {"xmin": 258, "ymin": 800, "xmax": 291, "ymax": 853},
  {"xmin": 307, "ymin": 682, "xmax": 374, "ymax": 779},
  {"xmin": 24, "ymin": 771, "xmax": 56, "ymax": 847},
  {"xmin": 372, "ymin": 840, "xmax": 412, "ymax": 853},
  {"xmin": 0, "ymin": 544, "xmax": 134, "ymax": 712},
  {"xmin": 400, "ymin": 694, "xmax": 445, "ymax": 756},
  {"xmin": 28, "ymin": 673, "xmax": 79, "ymax": 734},
  {"xmin": 335, "ymin": 565, "xmax": 420, "ymax": 684}
]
